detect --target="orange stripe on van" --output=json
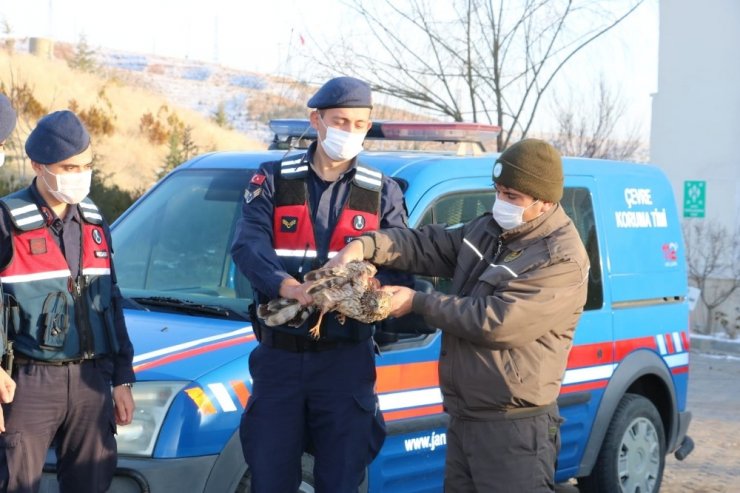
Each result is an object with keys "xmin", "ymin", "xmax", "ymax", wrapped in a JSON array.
[
  {"xmin": 230, "ymin": 380, "xmax": 250, "ymax": 408},
  {"xmin": 566, "ymin": 342, "xmax": 613, "ymax": 369},
  {"xmin": 185, "ymin": 387, "xmax": 217, "ymax": 415},
  {"xmin": 665, "ymin": 334, "xmax": 675, "ymax": 354},
  {"xmin": 383, "ymin": 404, "xmax": 444, "ymax": 422},
  {"xmin": 376, "ymin": 361, "xmax": 439, "ymax": 394},
  {"xmin": 680, "ymin": 331, "xmax": 690, "ymax": 351},
  {"xmin": 614, "ymin": 336, "xmax": 657, "ymax": 362}
]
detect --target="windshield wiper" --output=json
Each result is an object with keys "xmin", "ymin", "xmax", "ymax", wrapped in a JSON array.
[{"xmin": 131, "ymin": 296, "xmax": 233, "ymax": 318}]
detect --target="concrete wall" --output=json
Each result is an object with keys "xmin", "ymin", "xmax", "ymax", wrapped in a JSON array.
[
  {"xmin": 651, "ymin": 0, "xmax": 740, "ymax": 334},
  {"xmin": 651, "ymin": 0, "xmax": 740, "ymax": 235}
]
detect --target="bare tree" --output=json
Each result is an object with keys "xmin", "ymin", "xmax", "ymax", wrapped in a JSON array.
[
  {"xmin": 683, "ymin": 220, "xmax": 740, "ymax": 335},
  {"xmin": 312, "ymin": 0, "xmax": 644, "ymax": 150},
  {"xmin": 550, "ymin": 77, "xmax": 644, "ymax": 161}
]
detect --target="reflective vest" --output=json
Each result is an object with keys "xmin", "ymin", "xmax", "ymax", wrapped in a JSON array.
[
  {"xmin": 269, "ymin": 154, "xmax": 382, "ymax": 341},
  {"xmin": 0, "ymin": 189, "xmax": 118, "ymax": 361},
  {"xmin": 273, "ymin": 153, "xmax": 381, "ymax": 278}
]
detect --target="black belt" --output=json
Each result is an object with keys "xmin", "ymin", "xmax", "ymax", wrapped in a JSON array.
[
  {"xmin": 503, "ymin": 402, "xmax": 558, "ymax": 420},
  {"xmin": 259, "ymin": 326, "xmax": 356, "ymax": 353},
  {"xmin": 13, "ymin": 356, "xmax": 88, "ymax": 366}
]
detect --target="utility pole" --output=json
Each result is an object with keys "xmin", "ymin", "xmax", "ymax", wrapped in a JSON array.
[{"xmin": 213, "ymin": 15, "xmax": 219, "ymax": 64}]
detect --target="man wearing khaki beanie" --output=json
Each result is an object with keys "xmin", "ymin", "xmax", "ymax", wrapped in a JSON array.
[{"xmin": 327, "ymin": 138, "xmax": 590, "ymax": 492}]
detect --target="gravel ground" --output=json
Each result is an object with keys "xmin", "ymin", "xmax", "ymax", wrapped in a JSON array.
[{"xmin": 660, "ymin": 351, "xmax": 740, "ymax": 493}]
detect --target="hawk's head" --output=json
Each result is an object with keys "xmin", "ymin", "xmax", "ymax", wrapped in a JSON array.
[{"xmin": 360, "ymin": 289, "xmax": 392, "ymax": 322}]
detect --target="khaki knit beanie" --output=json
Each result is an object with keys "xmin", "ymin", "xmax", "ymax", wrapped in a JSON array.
[{"xmin": 492, "ymin": 138, "xmax": 564, "ymax": 202}]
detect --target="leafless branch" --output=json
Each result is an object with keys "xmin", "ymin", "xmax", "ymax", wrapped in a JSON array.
[
  {"xmin": 550, "ymin": 77, "xmax": 644, "ymax": 161},
  {"xmin": 683, "ymin": 220, "xmax": 740, "ymax": 334},
  {"xmin": 313, "ymin": 0, "xmax": 645, "ymax": 150}
]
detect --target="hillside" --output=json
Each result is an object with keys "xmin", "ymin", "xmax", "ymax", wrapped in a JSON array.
[
  {"xmin": 1, "ymin": 39, "xmax": 439, "ymax": 195},
  {"xmin": 0, "ymin": 40, "xmax": 308, "ymax": 192}
]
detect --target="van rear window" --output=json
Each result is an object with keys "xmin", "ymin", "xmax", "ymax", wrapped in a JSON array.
[
  {"xmin": 562, "ymin": 187, "xmax": 602, "ymax": 310},
  {"xmin": 419, "ymin": 187, "xmax": 603, "ymax": 311}
]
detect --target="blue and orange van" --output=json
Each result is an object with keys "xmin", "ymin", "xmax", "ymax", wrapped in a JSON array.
[{"xmin": 43, "ymin": 121, "xmax": 692, "ymax": 492}]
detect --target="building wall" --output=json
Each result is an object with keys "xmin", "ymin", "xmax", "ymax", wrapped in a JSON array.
[
  {"xmin": 651, "ymin": 0, "xmax": 740, "ymax": 334},
  {"xmin": 651, "ymin": 0, "xmax": 740, "ymax": 233}
]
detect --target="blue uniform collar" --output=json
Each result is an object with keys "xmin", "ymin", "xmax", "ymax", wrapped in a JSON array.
[
  {"xmin": 306, "ymin": 142, "xmax": 359, "ymax": 184},
  {"xmin": 30, "ymin": 178, "xmax": 81, "ymax": 224}
]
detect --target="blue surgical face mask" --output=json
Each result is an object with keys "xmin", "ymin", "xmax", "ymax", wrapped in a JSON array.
[
  {"xmin": 318, "ymin": 115, "xmax": 366, "ymax": 162},
  {"xmin": 491, "ymin": 198, "xmax": 539, "ymax": 230},
  {"xmin": 41, "ymin": 166, "xmax": 93, "ymax": 204}
]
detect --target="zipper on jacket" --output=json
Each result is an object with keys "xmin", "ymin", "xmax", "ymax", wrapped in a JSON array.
[
  {"xmin": 492, "ymin": 237, "xmax": 503, "ymax": 260},
  {"xmin": 70, "ymin": 274, "xmax": 95, "ymax": 359}
]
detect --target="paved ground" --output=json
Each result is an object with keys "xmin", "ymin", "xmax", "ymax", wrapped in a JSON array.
[
  {"xmin": 659, "ymin": 351, "xmax": 740, "ymax": 492},
  {"xmin": 557, "ymin": 349, "xmax": 740, "ymax": 492}
]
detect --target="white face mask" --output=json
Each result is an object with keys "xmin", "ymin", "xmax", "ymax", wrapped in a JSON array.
[
  {"xmin": 41, "ymin": 167, "xmax": 92, "ymax": 204},
  {"xmin": 318, "ymin": 115, "xmax": 366, "ymax": 162},
  {"xmin": 492, "ymin": 198, "xmax": 539, "ymax": 230},
  {"xmin": 0, "ymin": 151, "xmax": 5, "ymax": 167}
]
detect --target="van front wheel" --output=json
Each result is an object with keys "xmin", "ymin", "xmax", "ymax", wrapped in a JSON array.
[{"xmin": 578, "ymin": 393, "xmax": 665, "ymax": 493}]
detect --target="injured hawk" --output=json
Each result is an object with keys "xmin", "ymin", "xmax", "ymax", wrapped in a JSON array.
[{"xmin": 257, "ymin": 260, "xmax": 392, "ymax": 339}]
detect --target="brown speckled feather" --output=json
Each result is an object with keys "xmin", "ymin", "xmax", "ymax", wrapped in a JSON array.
[{"xmin": 258, "ymin": 260, "xmax": 392, "ymax": 338}]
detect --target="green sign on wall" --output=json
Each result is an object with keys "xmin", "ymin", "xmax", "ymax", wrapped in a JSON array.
[{"xmin": 683, "ymin": 180, "xmax": 706, "ymax": 218}]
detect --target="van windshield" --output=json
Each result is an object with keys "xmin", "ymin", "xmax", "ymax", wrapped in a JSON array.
[{"xmin": 111, "ymin": 169, "xmax": 254, "ymax": 320}]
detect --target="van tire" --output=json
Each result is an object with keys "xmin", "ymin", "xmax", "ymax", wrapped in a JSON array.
[
  {"xmin": 235, "ymin": 454, "xmax": 316, "ymax": 492},
  {"xmin": 578, "ymin": 394, "xmax": 665, "ymax": 493}
]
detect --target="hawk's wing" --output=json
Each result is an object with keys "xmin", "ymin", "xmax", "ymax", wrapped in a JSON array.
[{"xmin": 257, "ymin": 298, "xmax": 314, "ymax": 327}]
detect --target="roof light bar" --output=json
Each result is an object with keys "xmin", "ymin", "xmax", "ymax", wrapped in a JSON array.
[
  {"xmin": 268, "ymin": 119, "xmax": 501, "ymax": 152},
  {"xmin": 269, "ymin": 120, "xmax": 317, "ymax": 140},
  {"xmin": 378, "ymin": 122, "xmax": 500, "ymax": 144}
]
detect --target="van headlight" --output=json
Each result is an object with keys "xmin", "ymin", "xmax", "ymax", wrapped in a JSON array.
[{"xmin": 116, "ymin": 381, "xmax": 187, "ymax": 456}]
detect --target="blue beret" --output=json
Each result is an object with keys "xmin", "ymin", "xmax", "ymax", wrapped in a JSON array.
[
  {"xmin": 0, "ymin": 93, "xmax": 17, "ymax": 142},
  {"xmin": 307, "ymin": 76, "xmax": 373, "ymax": 110},
  {"xmin": 25, "ymin": 110, "xmax": 92, "ymax": 165}
]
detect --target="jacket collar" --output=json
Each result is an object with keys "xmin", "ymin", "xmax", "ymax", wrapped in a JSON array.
[{"xmin": 494, "ymin": 204, "xmax": 571, "ymax": 250}]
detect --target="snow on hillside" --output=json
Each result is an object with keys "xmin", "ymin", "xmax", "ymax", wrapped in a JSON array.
[
  {"xmin": 97, "ymin": 49, "xmax": 279, "ymax": 144},
  {"xmin": 9, "ymin": 38, "xmax": 294, "ymax": 145}
]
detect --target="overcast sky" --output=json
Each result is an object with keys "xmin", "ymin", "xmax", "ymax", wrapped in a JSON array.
[
  {"xmin": 1, "ymin": 0, "xmax": 659, "ymax": 138},
  {"xmin": 1, "ymin": 0, "xmax": 339, "ymax": 73}
]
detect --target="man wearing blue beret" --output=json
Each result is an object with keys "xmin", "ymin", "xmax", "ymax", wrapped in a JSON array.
[
  {"xmin": 232, "ymin": 76, "xmax": 414, "ymax": 492},
  {"xmin": 0, "ymin": 110, "xmax": 136, "ymax": 492}
]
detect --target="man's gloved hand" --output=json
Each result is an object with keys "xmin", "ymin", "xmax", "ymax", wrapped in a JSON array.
[{"xmin": 323, "ymin": 239, "xmax": 365, "ymax": 270}]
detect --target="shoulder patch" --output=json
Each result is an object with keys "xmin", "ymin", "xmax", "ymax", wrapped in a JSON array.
[
  {"xmin": 353, "ymin": 165, "xmax": 382, "ymax": 191},
  {"xmin": 250, "ymin": 173, "xmax": 266, "ymax": 186},
  {"xmin": 1, "ymin": 193, "xmax": 45, "ymax": 231},
  {"xmin": 79, "ymin": 199, "xmax": 104, "ymax": 225},
  {"xmin": 245, "ymin": 187, "xmax": 263, "ymax": 204},
  {"xmin": 280, "ymin": 153, "xmax": 309, "ymax": 180},
  {"xmin": 280, "ymin": 216, "xmax": 298, "ymax": 232},
  {"xmin": 503, "ymin": 250, "xmax": 522, "ymax": 263}
]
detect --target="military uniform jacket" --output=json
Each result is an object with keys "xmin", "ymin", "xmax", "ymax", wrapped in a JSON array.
[
  {"xmin": 0, "ymin": 185, "xmax": 135, "ymax": 385},
  {"xmin": 231, "ymin": 143, "xmax": 413, "ymax": 340}
]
